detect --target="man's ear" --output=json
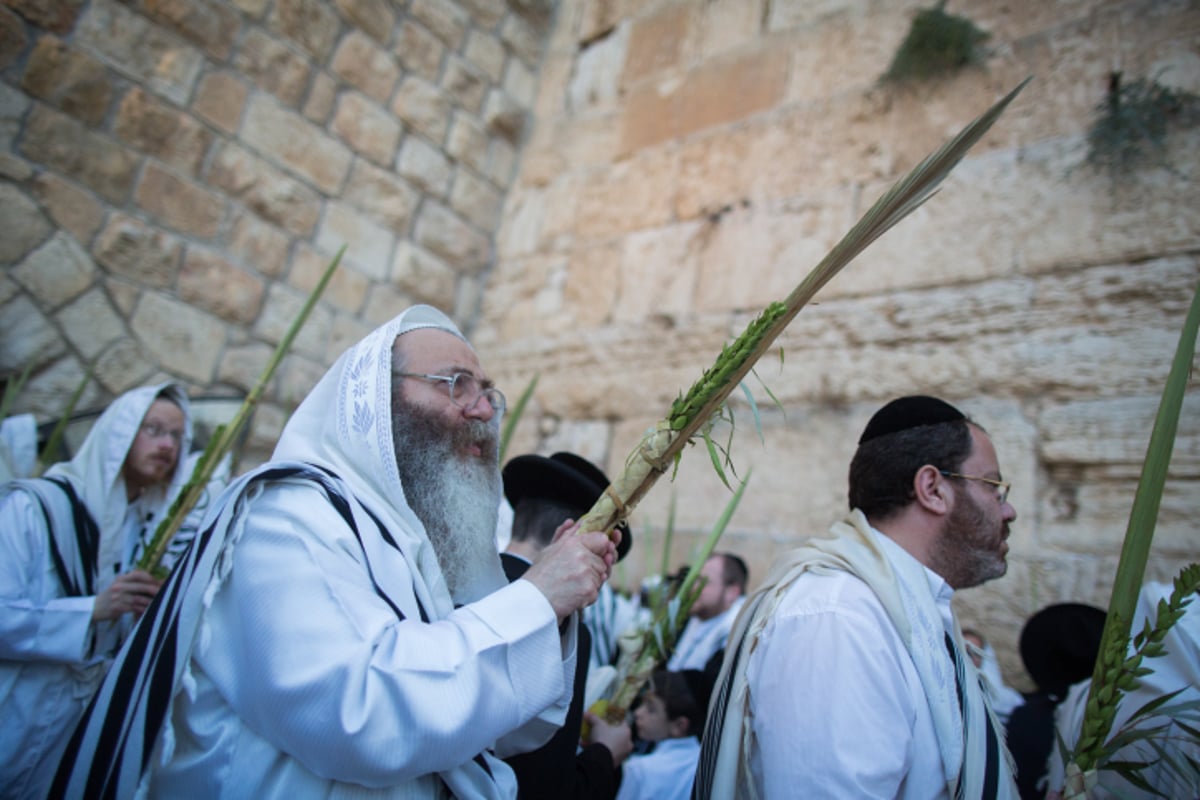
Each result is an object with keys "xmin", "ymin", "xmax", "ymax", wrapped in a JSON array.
[{"xmin": 913, "ymin": 464, "xmax": 950, "ymax": 516}]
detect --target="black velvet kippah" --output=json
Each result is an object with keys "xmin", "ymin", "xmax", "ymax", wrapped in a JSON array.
[{"xmin": 858, "ymin": 395, "xmax": 966, "ymax": 444}]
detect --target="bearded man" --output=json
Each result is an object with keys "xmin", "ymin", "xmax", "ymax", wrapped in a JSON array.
[
  {"xmin": 54, "ymin": 305, "xmax": 616, "ymax": 798},
  {"xmin": 1, "ymin": 383, "xmax": 193, "ymax": 799},
  {"xmin": 695, "ymin": 396, "xmax": 1020, "ymax": 799}
]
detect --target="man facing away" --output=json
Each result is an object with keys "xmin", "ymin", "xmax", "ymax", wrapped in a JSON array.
[
  {"xmin": 54, "ymin": 305, "xmax": 617, "ymax": 798},
  {"xmin": 695, "ymin": 395, "xmax": 1020, "ymax": 799},
  {"xmin": 666, "ymin": 553, "xmax": 747, "ymax": 672},
  {"xmin": 0, "ymin": 383, "xmax": 193, "ymax": 800}
]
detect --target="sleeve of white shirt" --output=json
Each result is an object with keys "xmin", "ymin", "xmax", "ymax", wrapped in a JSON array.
[
  {"xmin": 195, "ymin": 486, "xmax": 572, "ymax": 786},
  {"xmin": 747, "ymin": 575, "xmax": 921, "ymax": 799},
  {"xmin": 0, "ymin": 491, "xmax": 96, "ymax": 663}
]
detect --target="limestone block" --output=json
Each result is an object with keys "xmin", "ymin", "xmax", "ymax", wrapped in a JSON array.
[
  {"xmin": 697, "ymin": 0, "xmax": 763, "ymax": 60},
  {"xmin": 495, "ymin": 186, "xmax": 545, "ymax": 259},
  {"xmin": 275, "ymin": 351, "xmax": 325, "ymax": 408},
  {"xmin": 620, "ymin": 2, "xmax": 691, "ymax": 88},
  {"xmin": 0, "ymin": 182, "xmax": 52, "ymax": 265},
  {"xmin": 574, "ymin": 149, "xmax": 677, "ymax": 240},
  {"xmin": 92, "ymin": 212, "xmax": 180, "ymax": 288},
  {"xmin": 464, "ymin": 30, "xmax": 507, "ymax": 83},
  {"xmin": 395, "ymin": 20, "xmax": 444, "ymax": 82},
  {"xmin": 566, "ymin": 21, "xmax": 628, "ymax": 113},
  {"xmin": 134, "ymin": 162, "xmax": 225, "ymax": 240},
  {"xmin": 532, "ymin": 420, "xmax": 613, "ymax": 467},
  {"xmin": 391, "ymin": 240, "xmax": 457, "ymax": 309},
  {"xmin": 331, "ymin": 30, "xmax": 399, "ymax": 104},
  {"xmin": 483, "ymin": 88, "xmax": 525, "ymax": 141},
  {"xmin": 136, "ymin": 0, "xmax": 240, "ymax": 61},
  {"xmin": 446, "ymin": 112, "xmax": 488, "ymax": 173},
  {"xmin": 331, "ymin": 92, "xmax": 402, "ymax": 166},
  {"xmin": 0, "ymin": 78, "xmax": 30, "ymax": 123},
  {"xmin": 268, "ymin": 0, "xmax": 338, "ymax": 62},
  {"xmin": 397, "ymin": 135, "xmax": 452, "ymax": 197},
  {"xmin": 231, "ymin": 0, "xmax": 268, "ymax": 16},
  {"xmin": 342, "ymin": 158, "xmax": 419, "ymax": 233},
  {"xmin": 20, "ymin": 105, "xmax": 138, "ymax": 203},
  {"xmin": 128, "ymin": 292, "xmax": 221, "ymax": 383},
  {"xmin": 0, "ymin": 295, "xmax": 66, "ymax": 372},
  {"xmin": 217, "ymin": 341, "xmax": 273, "ymax": 392},
  {"xmin": 391, "ymin": 76, "xmax": 451, "ymax": 144},
  {"xmin": 12, "ymin": 231, "xmax": 94, "ymax": 309},
  {"xmin": 333, "ymin": 0, "xmax": 395, "ymax": 44},
  {"xmin": 57, "ymin": 287, "xmax": 124, "ymax": 360},
  {"xmin": 0, "ymin": 8, "xmax": 26, "ymax": 69},
  {"xmin": 485, "ymin": 135, "xmax": 517, "ymax": 188},
  {"xmin": 303, "ymin": 71, "xmax": 337, "ymax": 123},
  {"xmin": 450, "ymin": 169, "xmax": 502, "ymax": 231},
  {"xmin": 75, "ymin": 0, "xmax": 203, "ymax": 106},
  {"xmin": 1040, "ymin": 395, "xmax": 1200, "ymax": 467},
  {"xmin": 766, "ymin": 0, "xmax": 874, "ymax": 33},
  {"xmin": 227, "ymin": 212, "xmax": 289, "ymax": 277},
  {"xmin": 410, "ymin": 0, "xmax": 468, "ymax": 49},
  {"xmin": 457, "ymin": 0, "xmax": 504, "ymax": 30},
  {"xmin": 4, "ymin": 0, "xmax": 85, "ymax": 34},
  {"xmin": 103, "ymin": 277, "xmax": 139, "ymax": 316},
  {"xmin": 178, "ymin": 246, "xmax": 265, "ymax": 324},
  {"xmin": 414, "ymin": 200, "xmax": 491, "ymax": 273},
  {"xmin": 783, "ymin": 6, "xmax": 914, "ymax": 105},
  {"xmin": 443, "ymin": 55, "xmax": 488, "ymax": 113},
  {"xmin": 500, "ymin": 11, "xmax": 543, "ymax": 67},
  {"xmin": 361, "ymin": 282, "xmax": 416, "ymax": 327},
  {"xmin": 253, "ymin": 282, "xmax": 333, "ymax": 359},
  {"xmin": 192, "ymin": 71, "xmax": 248, "ymax": 135},
  {"xmin": 504, "ymin": 58, "xmax": 536, "ymax": 108},
  {"xmin": 612, "ymin": 222, "xmax": 705, "ymax": 326},
  {"xmin": 576, "ymin": 0, "xmax": 623, "ymax": 47},
  {"xmin": 0, "ymin": 275, "xmax": 16, "ymax": 306},
  {"xmin": 316, "ymin": 201, "xmax": 396, "ymax": 281},
  {"xmin": 114, "ymin": 87, "xmax": 213, "ymax": 177},
  {"xmin": 241, "ymin": 94, "xmax": 353, "ymax": 194},
  {"xmin": 563, "ymin": 241, "xmax": 622, "ymax": 327},
  {"xmin": 233, "ymin": 29, "xmax": 311, "ymax": 108},
  {"xmin": 208, "ymin": 142, "xmax": 321, "ymax": 237},
  {"xmin": 474, "ymin": 253, "xmax": 563, "ymax": 341},
  {"xmin": 289, "ymin": 243, "xmax": 369, "ymax": 313},
  {"xmin": 325, "ymin": 311, "xmax": 373, "ymax": 363},
  {"xmin": 533, "ymin": 50, "xmax": 571, "ymax": 119},
  {"xmin": 21, "ymin": 35, "xmax": 112, "ymax": 126}
]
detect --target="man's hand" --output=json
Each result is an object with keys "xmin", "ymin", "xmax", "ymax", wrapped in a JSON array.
[
  {"xmin": 582, "ymin": 710, "xmax": 634, "ymax": 766},
  {"xmin": 92, "ymin": 570, "xmax": 163, "ymax": 621},
  {"xmin": 522, "ymin": 520, "xmax": 617, "ymax": 622}
]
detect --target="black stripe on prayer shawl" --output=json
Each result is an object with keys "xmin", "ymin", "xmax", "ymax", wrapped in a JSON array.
[
  {"xmin": 945, "ymin": 632, "xmax": 1001, "ymax": 800},
  {"xmin": 36, "ymin": 477, "xmax": 100, "ymax": 597},
  {"xmin": 691, "ymin": 623, "xmax": 748, "ymax": 799}
]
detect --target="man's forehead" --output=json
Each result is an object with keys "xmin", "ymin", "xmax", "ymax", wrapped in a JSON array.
[
  {"xmin": 963, "ymin": 424, "xmax": 1001, "ymax": 474},
  {"xmin": 143, "ymin": 398, "xmax": 184, "ymax": 423},
  {"xmin": 394, "ymin": 328, "xmax": 481, "ymax": 371}
]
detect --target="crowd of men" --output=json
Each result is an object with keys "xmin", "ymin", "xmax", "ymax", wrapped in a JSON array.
[{"xmin": 2, "ymin": 303, "xmax": 1194, "ymax": 800}]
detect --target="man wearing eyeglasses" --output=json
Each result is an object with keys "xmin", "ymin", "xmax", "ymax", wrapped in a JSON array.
[
  {"xmin": 0, "ymin": 383, "xmax": 195, "ymax": 800},
  {"xmin": 696, "ymin": 395, "xmax": 1020, "ymax": 799},
  {"xmin": 56, "ymin": 305, "xmax": 619, "ymax": 799}
]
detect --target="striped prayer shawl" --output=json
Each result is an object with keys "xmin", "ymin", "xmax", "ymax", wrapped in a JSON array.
[{"xmin": 8, "ymin": 477, "xmax": 100, "ymax": 599}]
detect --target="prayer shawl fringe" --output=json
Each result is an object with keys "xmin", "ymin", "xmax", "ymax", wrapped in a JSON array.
[{"xmin": 693, "ymin": 510, "xmax": 1016, "ymax": 800}]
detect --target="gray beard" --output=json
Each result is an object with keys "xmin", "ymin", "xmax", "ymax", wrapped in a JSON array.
[{"xmin": 392, "ymin": 399, "xmax": 503, "ymax": 605}]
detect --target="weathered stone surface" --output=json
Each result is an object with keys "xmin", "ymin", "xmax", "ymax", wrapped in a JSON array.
[
  {"xmin": 208, "ymin": 142, "xmax": 322, "ymax": 236},
  {"xmin": 253, "ymin": 283, "xmax": 333, "ymax": 359},
  {"xmin": 57, "ymin": 286, "xmax": 124, "ymax": 359},
  {"xmin": 457, "ymin": 0, "xmax": 504, "ymax": 30},
  {"xmin": 396, "ymin": 135, "xmax": 452, "ymax": 197},
  {"xmin": 192, "ymin": 71, "xmax": 249, "ymax": 134},
  {"xmin": 241, "ymin": 95, "xmax": 353, "ymax": 194},
  {"xmin": 391, "ymin": 240, "xmax": 456, "ymax": 308},
  {"xmin": 233, "ymin": 29, "xmax": 311, "ymax": 108},
  {"xmin": 21, "ymin": 35, "xmax": 112, "ymax": 126},
  {"xmin": 503, "ymin": 56, "xmax": 536, "ymax": 108},
  {"xmin": 573, "ymin": 148, "xmax": 677, "ymax": 239},
  {"xmin": 482, "ymin": 88, "xmax": 524, "ymax": 141},
  {"xmin": 11, "ymin": 231, "xmax": 94, "ymax": 309},
  {"xmin": 450, "ymin": 168, "xmax": 502, "ymax": 230},
  {"xmin": 30, "ymin": 172, "xmax": 105, "ymax": 245},
  {"xmin": 443, "ymin": 55, "xmax": 488, "ymax": 112},
  {"xmin": 133, "ymin": 0, "xmax": 240, "ymax": 60},
  {"xmin": 391, "ymin": 76, "xmax": 451, "ymax": 143},
  {"xmin": 0, "ymin": 295, "xmax": 65, "ymax": 371},
  {"xmin": 75, "ymin": 0, "xmax": 203, "ymax": 106},
  {"xmin": 92, "ymin": 213, "xmax": 180, "ymax": 287},
  {"xmin": 131, "ymin": 291, "xmax": 224, "ymax": 383},
  {"xmin": 218, "ymin": 341, "xmax": 272, "ymax": 392},
  {"xmin": 268, "ymin": 0, "xmax": 338, "ymax": 62},
  {"xmin": 3, "ymin": 0, "xmax": 85, "ymax": 34},
  {"xmin": 227, "ymin": 213, "xmax": 289, "ymax": 277},
  {"xmin": 0, "ymin": 182, "xmax": 52, "ymax": 265},
  {"xmin": 342, "ymin": 158, "xmax": 418, "ymax": 232},
  {"xmin": 331, "ymin": 92, "xmax": 401, "ymax": 166},
  {"xmin": 0, "ymin": 8, "xmax": 27, "ymax": 71},
  {"xmin": 446, "ymin": 112, "xmax": 488, "ymax": 173},
  {"xmin": 413, "ymin": 200, "xmax": 490, "ymax": 272},
  {"xmin": 410, "ymin": 0, "xmax": 467, "ymax": 50},
  {"xmin": 485, "ymin": 135, "xmax": 517, "ymax": 187},
  {"xmin": 289, "ymin": 243, "xmax": 368, "ymax": 313},
  {"xmin": 331, "ymin": 30, "xmax": 398, "ymax": 104},
  {"xmin": 316, "ymin": 201, "xmax": 395, "ymax": 280},
  {"xmin": 134, "ymin": 162, "xmax": 225, "ymax": 239},
  {"xmin": 114, "ymin": 87, "xmax": 212, "ymax": 176},
  {"xmin": 464, "ymin": 29, "xmax": 506, "ymax": 82},
  {"xmin": 303, "ymin": 70, "xmax": 337, "ymax": 123},
  {"xmin": 698, "ymin": 0, "xmax": 763, "ymax": 59},
  {"xmin": 360, "ymin": 281, "xmax": 415, "ymax": 326},
  {"xmin": 20, "ymin": 105, "xmax": 138, "ymax": 203},
  {"xmin": 620, "ymin": 2, "xmax": 690, "ymax": 87},
  {"xmin": 178, "ymin": 245, "xmax": 265, "ymax": 323},
  {"xmin": 395, "ymin": 20, "xmax": 444, "ymax": 82},
  {"xmin": 334, "ymin": 0, "xmax": 394, "ymax": 43},
  {"xmin": 500, "ymin": 10, "xmax": 542, "ymax": 67}
]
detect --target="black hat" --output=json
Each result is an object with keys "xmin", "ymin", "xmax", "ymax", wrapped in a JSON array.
[
  {"xmin": 859, "ymin": 395, "xmax": 966, "ymax": 444},
  {"xmin": 503, "ymin": 452, "xmax": 633, "ymax": 561},
  {"xmin": 1019, "ymin": 603, "xmax": 1108, "ymax": 695}
]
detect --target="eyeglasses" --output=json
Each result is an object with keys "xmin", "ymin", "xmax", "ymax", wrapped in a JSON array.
[
  {"xmin": 400, "ymin": 372, "xmax": 506, "ymax": 413},
  {"xmin": 939, "ymin": 470, "xmax": 1010, "ymax": 505},
  {"xmin": 139, "ymin": 423, "xmax": 184, "ymax": 445}
]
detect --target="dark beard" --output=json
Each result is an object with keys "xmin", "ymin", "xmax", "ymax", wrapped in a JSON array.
[
  {"xmin": 391, "ymin": 396, "xmax": 503, "ymax": 604},
  {"xmin": 931, "ymin": 489, "xmax": 1008, "ymax": 590}
]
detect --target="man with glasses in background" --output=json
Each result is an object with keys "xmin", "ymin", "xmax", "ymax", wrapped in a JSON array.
[
  {"xmin": 696, "ymin": 395, "xmax": 1020, "ymax": 799},
  {"xmin": 1, "ymin": 383, "xmax": 194, "ymax": 800},
  {"xmin": 56, "ymin": 305, "xmax": 618, "ymax": 799}
]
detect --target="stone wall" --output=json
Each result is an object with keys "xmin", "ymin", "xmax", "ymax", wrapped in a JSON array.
[
  {"xmin": 0, "ymin": 0, "xmax": 550, "ymax": 463},
  {"xmin": 474, "ymin": 0, "xmax": 1200, "ymax": 686}
]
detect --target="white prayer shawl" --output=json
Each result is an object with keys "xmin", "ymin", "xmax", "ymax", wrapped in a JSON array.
[
  {"xmin": 54, "ymin": 306, "xmax": 572, "ymax": 798},
  {"xmin": 694, "ymin": 510, "xmax": 1016, "ymax": 800}
]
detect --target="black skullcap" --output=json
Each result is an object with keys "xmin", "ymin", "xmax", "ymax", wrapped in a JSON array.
[
  {"xmin": 1019, "ymin": 603, "xmax": 1108, "ymax": 695},
  {"xmin": 502, "ymin": 452, "xmax": 633, "ymax": 562},
  {"xmin": 858, "ymin": 395, "xmax": 967, "ymax": 444}
]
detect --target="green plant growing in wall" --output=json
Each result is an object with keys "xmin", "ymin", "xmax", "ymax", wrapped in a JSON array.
[
  {"xmin": 882, "ymin": 2, "xmax": 989, "ymax": 84},
  {"xmin": 1086, "ymin": 72, "xmax": 1199, "ymax": 176}
]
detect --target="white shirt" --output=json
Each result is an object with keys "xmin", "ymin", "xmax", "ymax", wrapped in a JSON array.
[
  {"xmin": 616, "ymin": 736, "xmax": 702, "ymax": 800},
  {"xmin": 745, "ymin": 538, "xmax": 956, "ymax": 799},
  {"xmin": 667, "ymin": 596, "xmax": 745, "ymax": 671}
]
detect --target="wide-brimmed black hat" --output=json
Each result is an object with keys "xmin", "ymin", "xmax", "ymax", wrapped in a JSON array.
[
  {"xmin": 503, "ymin": 451, "xmax": 633, "ymax": 561},
  {"xmin": 1019, "ymin": 602, "xmax": 1107, "ymax": 695}
]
